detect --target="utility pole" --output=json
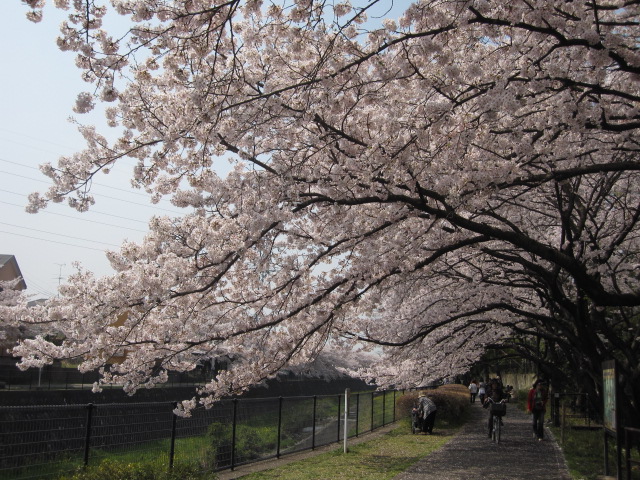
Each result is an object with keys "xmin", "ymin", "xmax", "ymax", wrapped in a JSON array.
[{"xmin": 55, "ymin": 263, "xmax": 65, "ymax": 295}]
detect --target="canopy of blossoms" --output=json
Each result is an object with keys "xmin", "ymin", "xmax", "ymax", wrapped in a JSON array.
[{"xmin": 12, "ymin": 0, "xmax": 640, "ymax": 415}]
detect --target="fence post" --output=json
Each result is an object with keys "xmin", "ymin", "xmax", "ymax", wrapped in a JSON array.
[
  {"xmin": 371, "ymin": 391, "xmax": 374, "ymax": 431},
  {"xmin": 231, "ymin": 398, "xmax": 238, "ymax": 470},
  {"xmin": 626, "ymin": 428, "xmax": 630, "ymax": 480},
  {"xmin": 83, "ymin": 403, "xmax": 94, "ymax": 466},
  {"xmin": 561, "ymin": 400, "xmax": 566, "ymax": 446},
  {"xmin": 382, "ymin": 390, "xmax": 386, "ymax": 426},
  {"xmin": 393, "ymin": 390, "xmax": 396, "ymax": 422},
  {"xmin": 355, "ymin": 393, "xmax": 360, "ymax": 437},
  {"xmin": 343, "ymin": 388, "xmax": 350, "ymax": 453},
  {"xmin": 312, "ymin": 396, "xmax": 317, "ymax": 450},
  {"xmin": 277, "ymin": 397, "xmax": 283, "ymax": 458},
  {"xmin": 337, "ymin": 394, "xmax": 342, "ymax": 442},
  {"xmin": 624, "ymin": 427, "xmax": 640, "ymax": 480},
  {"xmin": 169, "ymin": 402, "xmax": 177, "ymax": 470}
]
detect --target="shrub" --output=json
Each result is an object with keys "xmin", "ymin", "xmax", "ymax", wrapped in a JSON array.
[
  {"xmin": 396, "ymin": 384, "xmax": 469, "ymax": 425},
  {"xmin": 205, "ymin": 421, "xmax": 280, "ymax": 469},
  {"xmin": 56, "ymin": 459, "xmax": 215, "ymax": 480}
]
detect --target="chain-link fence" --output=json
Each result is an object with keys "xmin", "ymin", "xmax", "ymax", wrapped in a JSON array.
[{"xmin": 0, "ymin": 389, "xmax": 403, "ymax": 479}]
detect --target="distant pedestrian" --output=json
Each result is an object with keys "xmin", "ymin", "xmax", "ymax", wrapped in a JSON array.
[
  {"xmin": 478, "ymin": 381, "xmax": 487, "ymax": 404},
  {"xmin": 527, "ymin": 380, "xmax": 549, "ymax": 440},
  {"xmin": 504, "ymin": 385, "xmax": 514, "ymax": 402},
  {"xmin": 468, "ymin": 380, "xmax": 479, "ymax": 403},
  {"xmin": 418, "ymin": 394, "xmax": 437, "ymax": 434}
]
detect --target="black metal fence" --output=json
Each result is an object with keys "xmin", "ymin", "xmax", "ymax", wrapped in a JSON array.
[
  {"xmin": 625, "ymin": 427, "xmax": 640, "ymax": 480},
  {"xmin": 0, "ymin": 390, "xmax": 402, "ymax": 480},
  {"xmin": 551, "ymin": 392, "xmax": 600, "ymax": 428}
]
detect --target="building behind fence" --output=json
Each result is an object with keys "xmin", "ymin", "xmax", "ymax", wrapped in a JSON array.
[
  {"xmin": 0, "ymin": 389, "xmax": 403, "ymax": 480},
  {"xmin": 0, "ymin": 364, "xmax": 208, "ymax": 392},
  {"xmin": 0, "ymin": 364, "xmax": 373, "ymax": 404}
]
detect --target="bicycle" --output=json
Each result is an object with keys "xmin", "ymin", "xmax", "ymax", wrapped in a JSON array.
[{"xmin": 486, "ymin": 398, "xmax": 507, "ymax": 443}]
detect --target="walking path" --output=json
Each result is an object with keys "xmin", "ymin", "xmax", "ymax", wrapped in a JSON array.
[
  {"xmin": 218, "ymin": 400, "xmax": 572, "ymax": 479},
  {"xmin": 393, "ymin": 401, "xmax": 572, "ymax": 480}
]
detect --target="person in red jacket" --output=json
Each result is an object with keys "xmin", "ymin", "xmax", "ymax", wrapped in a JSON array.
[{"xmin": 527, "ymin": 380, "xmax": 549, "ymax": 441}]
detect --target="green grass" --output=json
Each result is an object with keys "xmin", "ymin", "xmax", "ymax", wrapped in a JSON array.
[
  {"xmin": 510, "ymin": 394, "xmax": 600, "ymax": 480},
  {"xmin": 0, "ymin": 390, "xmax": 454, "ymax": 480},
  {"xmin": 48, "ymin": 393, "xmax": 456, "ymax": 480},
  {"xmin": 238, "ymin": 413, "xmax": 465, "ymax": 480},
  {"xmin": 551, "ymin": 424, "xmax": 606, "ymax": 480},
  {"xmin": 0, "ymin": 435, "xmax": 214, "ymax": 480},
  {"xmin": 84, "ymin": 435, "xmax": 211, "ymax": 467},
  {"xmin": 56, "ymin": 460, "xmax": 216, "ymax": 480},
  {"xmin": 551, "ymin": 423, "xmax": 640, "ymax": 480},
  {"xmin": 507, "ymin": 391, "xmax": 640, "ymax": 480}
]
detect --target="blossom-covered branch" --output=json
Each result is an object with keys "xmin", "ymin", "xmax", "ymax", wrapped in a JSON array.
[{"xmin": 12, "ymin": 0, "xmax": 640, "ymax": 418}]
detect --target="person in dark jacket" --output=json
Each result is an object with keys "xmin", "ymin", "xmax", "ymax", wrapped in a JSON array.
[
  {"xmin": 527, "ymin": 380, "xmax": 549, "ymax": 440},
  {"xmin": 484, "ymin": 378, "xmax": 505, "ymax": 437}
]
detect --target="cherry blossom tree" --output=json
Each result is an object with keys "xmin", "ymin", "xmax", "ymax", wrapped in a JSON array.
[
  {"xmin": 0, "ymin": 279, "xmax": 33, "ymax": 355},
  {"xmin": 14, "ymin": 0, "xmax": 640, "ymax": 417}
]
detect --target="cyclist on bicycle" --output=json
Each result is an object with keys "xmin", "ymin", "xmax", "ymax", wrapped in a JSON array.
[{"xmin": 483, "ymin": 378, "xmax": 505, "ymax": 437}]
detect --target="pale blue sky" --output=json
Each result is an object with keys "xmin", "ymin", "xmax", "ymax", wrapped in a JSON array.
[
  {"xmin": 0, "ymin": 3, "xmax": 182, "ymax": 298},
  {"xmin": 0, "ymin": 1, "xmax": 409, "ymax": 299}
]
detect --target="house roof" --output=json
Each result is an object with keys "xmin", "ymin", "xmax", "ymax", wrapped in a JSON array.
[{"xmin": 0, "ymin": 254, "xmax": 27, "ymax": 290}]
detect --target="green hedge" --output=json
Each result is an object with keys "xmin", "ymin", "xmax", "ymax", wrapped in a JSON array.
[{"xmin": 396, "ymin": 384, "xmax": 470, "ymax": 425}]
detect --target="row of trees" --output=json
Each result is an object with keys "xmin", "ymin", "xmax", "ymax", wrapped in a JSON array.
[{"xmin": 6, "ymin": 0, "xmax": 639, "ymax": 421}]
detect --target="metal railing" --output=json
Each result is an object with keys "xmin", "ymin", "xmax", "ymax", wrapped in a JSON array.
[
  {"xmin": 551, "ymin": 392, "xmax": 600, "ymax": 429},
  {"xmin": 625, "ymin": 427, "xmax": 640, "ymax": 480},
  {"xmin": 0, "ymin": 389, "xmax": 402, "ymax": 480}
]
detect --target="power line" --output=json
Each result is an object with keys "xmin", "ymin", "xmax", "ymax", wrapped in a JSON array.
[
  {"xmin": 1, "ymin": 230, "xmax": 114, "ymax": 252},
  {"xmin": 0, "ymin": 200, "xmax": 147, "ymax": 233},
  {"xmin": 0, "ymin": 156, "xmax": 152, "ymax": 199},
  {"xmin": 21, "ymin": 275, "xmax": 56, "ymax": 298},
  {"xmin": 0, "ymin": 161, "xmax": 184, "ymax": 214},
  {"xmin": 0, "ymin": 188, "xmax": 149, "ymax": 224},
  {"xmin": 0, "ymin": 221, "xmax": 121, "ymax": 247},
  {"xmin": 0, "ymin": 127, "xmax": 79, "ymax": 153}
]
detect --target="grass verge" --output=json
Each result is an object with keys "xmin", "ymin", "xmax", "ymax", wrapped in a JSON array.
[
  {"xmin": 237, "ymin": 418, "xmax": 453, "ymax": 480},
  {"xmin": 510, "ymin": 390, "xmax": 640, "ymax": 480},
  {"xmin": 239, "ymin": 385, "xmax": 470, "ymax": 480},
  {"xmin": 550, "ymin": 423, "xmax": 640, "ymax": 480},
  {"xmin": 550, "ymin": 424, "xmax": 606, "ymax": 480}
]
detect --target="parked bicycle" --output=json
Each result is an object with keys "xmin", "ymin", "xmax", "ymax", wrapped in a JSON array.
[{"xmin": 486, "ymin": 397, "xmax": 507, "ymax": 443}]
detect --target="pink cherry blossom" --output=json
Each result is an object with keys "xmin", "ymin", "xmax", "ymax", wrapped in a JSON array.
[{"xmin": 9, "ymin": 1, "xmax": 640, "ymax": 417}]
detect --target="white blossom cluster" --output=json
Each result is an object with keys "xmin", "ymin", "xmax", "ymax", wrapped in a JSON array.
[
  {"xmin": 14, "ymin": 0, "xmax": 640, "ymax": 409},
  {"xmin": 0, "ymin": 280, "xmax": 35, "ymax": 351}
]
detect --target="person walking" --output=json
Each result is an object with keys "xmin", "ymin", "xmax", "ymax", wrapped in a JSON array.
[
  {"xmin": 468, "ymin": 380, "xmax": 479, "ymax": 403},
  {"xmin": 527, "ymin": 380, "xmax": 549, "ymax": 441},
  {"xmin": 478, "ymin": 380, "xmax": 487, "ymax": 404}
]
